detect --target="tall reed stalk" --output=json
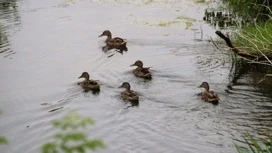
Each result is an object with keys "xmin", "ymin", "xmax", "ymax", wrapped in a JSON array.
[{"xmin": 235, "ymin": 132, "xmax": 272, "ymax": 153}]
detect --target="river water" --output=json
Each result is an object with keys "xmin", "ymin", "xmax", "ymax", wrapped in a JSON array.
[{"xmin": 0, "ymin": 0, "xmax": 272, "ymax": 153}]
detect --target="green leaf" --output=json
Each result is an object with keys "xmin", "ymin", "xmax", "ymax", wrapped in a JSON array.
[
  {"xmin": 268, "ymin": 135, "xmax": 272, "ymax": 152},
  {"xmin": 75, "ymin": 146, "xmax": 85, "ymax": 153},
  {"xmin": 247, "ymin": 132, "xmax": 262, "ymax": 151},
  {"xmin": 82, "ymin": 118, "xmax": 94, "ymax": 126},
  {"xmin": 41, "ymin": 143, "xmax": 57, "ymax": 153},
  {"xmin": 0, "ymin": 137, "xmax": 8, "ymax": 144},
  {"xmin": 41, "ymin": 112, "xmax": 105, "ymax": 152},
  {"xmin": 85, "ymin": 139, "xmax": 105, "ymax": 150},
  {"xmin": 54, "ymin": 134, "xmax": 64, "ymax": 140},
  {"xmin": 234, "ymin": 143, "xmax": 243, "ymax": 153},
  {"xmin": 52, "ymin": 120, "xmax": 61, "ymax": 128},
  {"xmin": 243, "ymin": 135, "xmax": 256, "ymax": 153}
]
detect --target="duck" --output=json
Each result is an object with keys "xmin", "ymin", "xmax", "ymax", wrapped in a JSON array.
[
  {"xmin": 118, "ymin": 82, "xmax": 139, "ymax": 106},
  {"xmin": 130, "ymin": 60, "xmax": 152, "ymax": 79},
  {"xmin": 198, "ymin": 82, "xmax": 220, "ymax": 104},
  {"xmin": 78, "ymin": 72, "xmax": 100, "ymax": 92},
  {"xmin": 99, "ymin": 30, "xmax": 127, "ymax": 48}
]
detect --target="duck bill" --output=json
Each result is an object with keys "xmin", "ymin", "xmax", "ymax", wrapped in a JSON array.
[
  {"xmin": 130, "ymin": 64, "xmax": 136, "ymax": 67},
  {"xmin": 78, "ymin": 75, "xmax": 83, "ymax": 79},
  {"xmin": 118, "ymin": 85, "xmax": 123, "ymax": 88},
  {"xmin": 98, "ymin": 34, "xmax": 104, "ymax": 37}
]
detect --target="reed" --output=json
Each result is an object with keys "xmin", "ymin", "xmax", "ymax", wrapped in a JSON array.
[
  {"xmin": 234, "ymin": 132, "xmax": 272, "ymax": 153},
  {"xmin": 233, "ymin": 18, "xmax": 272, "ymax": 57}
]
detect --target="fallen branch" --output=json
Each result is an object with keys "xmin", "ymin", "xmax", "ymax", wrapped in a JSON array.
[{"xmin": 215, "ymin": 31, "xmax": 257, "ymax": 59}]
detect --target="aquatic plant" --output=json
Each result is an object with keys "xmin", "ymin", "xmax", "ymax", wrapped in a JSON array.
[
  {"xmin": 41, "ymin": 112, "xmax": 105, "ymax": 153},
  {"xmin": 144, "ymin": 16, "xmax": 197, "ymax": 29},
  {"xmin": 234, "ymin": 132, "xmax": 272, "ymax": 153}
]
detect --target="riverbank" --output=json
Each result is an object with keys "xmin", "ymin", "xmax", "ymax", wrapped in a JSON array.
[{"xmin": 223, "ymin": 1, "xmax": 272, "ymax": 59}]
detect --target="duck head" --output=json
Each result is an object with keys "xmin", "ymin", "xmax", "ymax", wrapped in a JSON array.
[
  {"xmin": 99, "ymin": 30, "xmax": 112, "ymax": 38},
  {"xmin": 78, "ymin": 72, "xmax": 90, "ymax": 80},
  {"xmin": 130, "ymin": 60, "xmax": 143, "ymax": 68},
  {"xmin": 198, "ymin": 82, "xmax": 210, "ymax": 91},
  {"xmin": 118, "ymin": 82, "xmax": 131, "ymax": 90}
]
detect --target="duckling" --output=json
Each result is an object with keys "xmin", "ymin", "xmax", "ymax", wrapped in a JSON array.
[
  {"xmin": 198, "ymin": 82, "xmax": 220, "ymax": 104},
  {"xmin": 130, "ymin": 60, "xmax": 152, "ymax": 79},
  {"xmin": 118, "ymin": 82, "xmax": 139, "ymax": 106},
  {"xmin": 99, "ymin": 30, "xmax": 127, "ymax": 48},
  {"xmin": 78, "ymin": 72, "xmax": 100, "ymax": 92}
]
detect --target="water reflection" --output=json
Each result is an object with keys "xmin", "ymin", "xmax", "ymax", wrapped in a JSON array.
[
  {"xmin": 194, "ymin": 40, "xmax": 272, "ymax": 139},
  {"xmin": 228, "ymin": 58, "xmax": 272, "ymax": 97},
  {"xmin": 203, "ymin": 9, "xmax": 235, "ymax": 28},
  {"xmin": 0, "ymin": 0, "xmax": 20, "ymax": 59},
  {"xmin": 102, "ymin": 44, "xmax": 128, "ymax": 55},
  {"xmin": 219, "ymin": 57, "xmax": 272, "ymax": 137}
]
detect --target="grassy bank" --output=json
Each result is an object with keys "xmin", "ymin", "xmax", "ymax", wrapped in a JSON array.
[
  {"xmin": 226, "ymin": 0, "xmax": 272, "ymax": 21},
  {"xmin": 233, "ymin": 19, "xmax": 272, "ymax": 57},
  {"xmin": 220, "ymin": 0, "xmax": 272, "ymax": 58}
]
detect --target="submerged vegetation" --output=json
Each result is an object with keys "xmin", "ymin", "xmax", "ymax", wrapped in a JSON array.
[
  {"xmin": 143, "ymin": 16, "xmax": 197, "ymax": 29},
  {"xmin": 234, "ymin": 132, "xmax": 272, "ymax": 153},
  {"xmin": 42, "ymin": 112, "xmax": 105, "ymax": 153}
]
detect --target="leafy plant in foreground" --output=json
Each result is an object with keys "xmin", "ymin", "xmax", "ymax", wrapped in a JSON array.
[
  {"xmin": 0, "ymin": 110, "xmax": 8, "ymax": 145},
  {"xmin": 234, "ymin": 132, "xmax": 272, "ymax": 153},
  {"xmin": 0, "ymin": 137, "xmax": 8, "ymax": 145},
  {"xmin": 42, "ymin": 112, "xmax": 105, "ymax": 153}
]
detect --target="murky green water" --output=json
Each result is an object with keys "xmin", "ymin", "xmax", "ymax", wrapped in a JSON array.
[{"xmin": 0, "ymin": 0, "xmax": 272, "ymax": 153}]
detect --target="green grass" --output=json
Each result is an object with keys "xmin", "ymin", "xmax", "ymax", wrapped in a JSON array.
[
  {"xmin": 235, "ymin": 132, "xmax": 272, "ymax": 153},
  {"xmin": 233, "ymin": 19, "xmax": 272, "ymax": 56}
]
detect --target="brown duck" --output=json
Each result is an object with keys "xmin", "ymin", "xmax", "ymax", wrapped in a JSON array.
[
  {"xmin": 78, "ymin": 72, "xmax": 100, "ymax": 92},
  {"xmin": 198, "ymin": 82, "xmax": 220, "ymax": 104},
  {"xmin": 130, "ymin": 60, "xmax": 152, "ymax": 79},
  {"xmin": 118, "ymin": 82, "xmax": 139, "ymax": 106},
  {"xmin": 99, "ymin": 30, "xmax": 127, "ymax": 48}
]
